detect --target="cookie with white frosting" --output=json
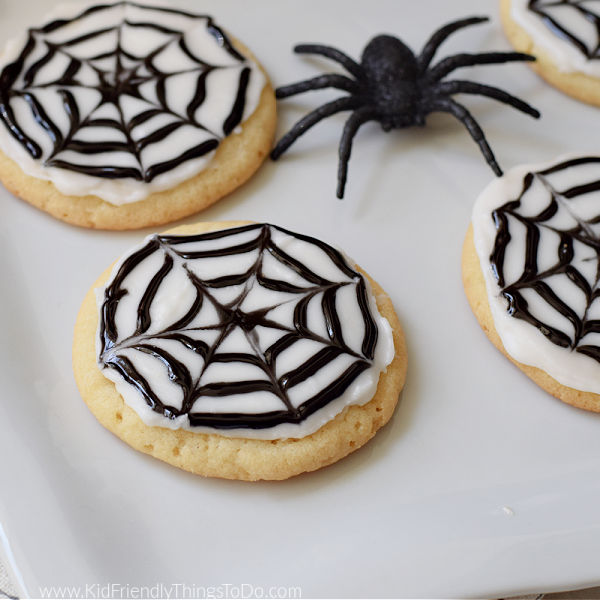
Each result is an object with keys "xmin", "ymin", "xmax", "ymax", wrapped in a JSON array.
[
  {"xmin": 0, "ymin": 2, "xmax": 275, "ymax": 229},
  {"xmin": 501, "ymin": 0, "xmax": 600, "ymax": 105},
  {"xmin": 463, "ymin": 155, "xmax": 600, "ymax": 412},
  {"xmin": 73, "ymin": 222, "xmax": 407, "ymax": 480}
]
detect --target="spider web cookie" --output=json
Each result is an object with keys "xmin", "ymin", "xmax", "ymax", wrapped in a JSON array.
[
  {"xmin": 0, "ymin": 2, "xmax": 275, "ymax": 228},
  {"xmin": 74, "ymin": 222, "xmax": 407, "ymax": 480},
  {"xmin": 464, "ymin": 155, "xmax": 600, "ymax": 412},
  {"xmin": 528, "ymin": 0, "xmax": 600, "ymax": 60},
  {"xmin": 502, "ymin": 0, "xmax": 600, "ymax": 105}
]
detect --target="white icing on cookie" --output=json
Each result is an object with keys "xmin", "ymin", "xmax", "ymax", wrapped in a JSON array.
[
  {"xmin": 472, "ymin": 155, "xmax": 600, "ymax": 394},
  {"xmin": 96, "ymin": 224, "xmax": 395, "ymax": 440},
  {"xmin": 0, "ymin": 1, "xmax": 265, "ymax": 204},
  {"xmin": 510, "ymin": 0, "xmax": 600, "ymax": 76}
]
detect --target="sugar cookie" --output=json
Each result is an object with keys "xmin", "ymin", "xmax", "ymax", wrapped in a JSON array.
[
  {"xmin": 464, "ymin": 155, "xmax": 600, "ymax": 412},
  {"xmin": 501, "ymin": 0, "xmax": 600, "ymax": 105},
  {"xmin": 0, "ymin": 2, "xmax": 275, "ymax": 229},
  {"xmin": 73, "ymin": 222, "xmax": 407, "ymax": 480}
]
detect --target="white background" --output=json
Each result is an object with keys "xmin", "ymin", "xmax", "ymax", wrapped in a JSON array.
[{"xmin": 1, "ymin": 0, "xmax": 600, "ymax": 598}]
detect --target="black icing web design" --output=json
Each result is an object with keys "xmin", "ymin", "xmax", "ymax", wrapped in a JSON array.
[
  {"xmin": 99, "ymin": 224, "xmax": 380, "ymax": 430},
  {"xmin": 490, "ymin": 156, "xmax": 600, "ymax": 362},
  {"xmin": 0, "ymin": 1, "xmax": 253, "ymax": 181},
  {"xmin": 529, "ymin": 0, "xmax": 600, "ymax": 59}
]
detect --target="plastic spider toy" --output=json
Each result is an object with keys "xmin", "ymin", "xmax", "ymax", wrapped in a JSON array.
[{"xmin": 271, "ymin": 16, "xmax": 540, "ymax": 198}]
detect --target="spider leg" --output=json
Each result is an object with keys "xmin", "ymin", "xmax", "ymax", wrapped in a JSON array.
[
  {"xmin": 271, "ymin": 96, "xmax": 362, "ymax": 160},
  {"xmin": 337, "ymin": 107, "xmax": 378, "ymax": 198},
  {"xmin": 426, "ymin": 52, "xmax": 535, "ymax": 82},
  {"xmin": 418, "ymin": 16, "xmax": 489, "ymax": 72},
  {"xmin": 293, "ymin": 44, "xmax": 364, "ymax": 79},
  {"xmin": 433, "ymin": 80, "xmax": 540, "ymax": 118},
  {"xmin": 276, "ymin": 74, "xmax": 359, "ymax": 99},
  {"xmin": 425, "ymin": 97, "xmax": 502, "ymax": 176}
]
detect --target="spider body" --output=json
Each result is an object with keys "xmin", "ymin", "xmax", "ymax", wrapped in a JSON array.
[
  {"xmin": 271, "ymin": 17, "xmax": 540, "ymax": 198},
  {"xmin": 363, "ymin": 36, "xmax": 424, "ymax": 128}
]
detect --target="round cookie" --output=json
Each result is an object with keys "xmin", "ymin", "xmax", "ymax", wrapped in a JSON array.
[
  {"xmin": 73, "ymin": 221, "xmax": 407, "ymax": 480},
  {"xmin": 0, "ymin": 3, "xmax": 276, "ymax": 230},
  {"xmin": 463, "ymin": 155, "xmax": 600, "ymax": 412},
  {"xmin": 500, "ymin": 0, "xmax": 600, "ymax": 106}
]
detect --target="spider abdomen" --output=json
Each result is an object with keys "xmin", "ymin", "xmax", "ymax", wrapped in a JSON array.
[
  {"xmin": 361, "ymin": 35, "xmax": 418, "ymax": 82},
  {"xmin": 361, "ymin": 35, "xmax": 420, "ymax": 123}
]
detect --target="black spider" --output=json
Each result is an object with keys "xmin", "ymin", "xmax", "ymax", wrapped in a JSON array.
[{"xmin": 270, "ymin": 16, "xmax": 540, "ymax": 198}]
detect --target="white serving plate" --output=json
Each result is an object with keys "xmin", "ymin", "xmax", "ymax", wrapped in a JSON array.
[{"xmin": 2, "ymin": 0, "xmax": 600, "ymax": 597}]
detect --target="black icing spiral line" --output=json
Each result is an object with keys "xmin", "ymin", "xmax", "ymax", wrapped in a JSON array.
[
  {"xmin": 529, "ymin": 0, "xmax": 600, "ymax": 59},
  {"xmin": 0, "ymin": 1, "xmax": 254, "ymax": 181},
  {"xmin": 99, "ymin": 224, "xmax": 380, "ymax": 430},
  {"xmin": 490, "ymin": 156, "xmax": 600, "ymax": 362}
]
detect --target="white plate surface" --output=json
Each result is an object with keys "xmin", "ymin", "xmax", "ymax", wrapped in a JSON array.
[{"xmin": 2, "ymin": 0, "xmax": 600, "ymax": 598}]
